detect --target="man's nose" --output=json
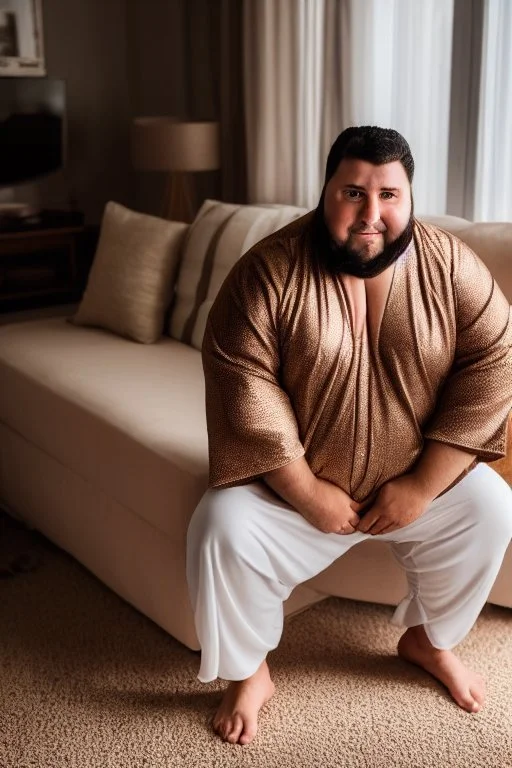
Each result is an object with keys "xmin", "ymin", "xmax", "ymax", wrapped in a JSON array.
[{"xmin": 360, "ymin": 195, "xmax": 381, "ymax": 227}]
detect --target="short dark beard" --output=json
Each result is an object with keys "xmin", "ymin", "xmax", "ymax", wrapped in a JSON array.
[{"xmin": 312, "ymin": 200, "xmax": 414, "ymax": 279}]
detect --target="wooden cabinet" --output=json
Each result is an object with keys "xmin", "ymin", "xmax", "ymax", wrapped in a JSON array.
[{"xmin": 0, "ymin": 225, "xmax": 86, "ymax": 310}]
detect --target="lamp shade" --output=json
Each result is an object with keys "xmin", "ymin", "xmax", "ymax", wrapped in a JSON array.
[{"xmin": 131, "ymin": 118, "xmax": 220, "ymax": 173}]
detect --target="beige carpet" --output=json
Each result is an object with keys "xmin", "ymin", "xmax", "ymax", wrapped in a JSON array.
[{"xmin": 1, "ymin": 526, "xmax": 512, "ymax": 768}]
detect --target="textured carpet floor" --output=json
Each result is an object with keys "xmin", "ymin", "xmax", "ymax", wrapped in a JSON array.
[{"xmin": 1, "ymin": 528, "xmax": 512, "ymax": 768}]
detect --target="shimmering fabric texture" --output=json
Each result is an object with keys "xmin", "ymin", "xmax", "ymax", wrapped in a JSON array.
[{"xmin": 202, "ymin": 215, "xmax": 512, "ymax": 501}]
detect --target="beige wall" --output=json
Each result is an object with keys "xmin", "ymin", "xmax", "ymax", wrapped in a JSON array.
[{"xmin": 37, "ymin": 0, "xmax": 132, "ymax": 225}]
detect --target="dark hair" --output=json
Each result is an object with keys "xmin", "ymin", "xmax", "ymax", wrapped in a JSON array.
[{"xmin": 324, "ymin": 126, "xmax": 414, "ymax": 185}]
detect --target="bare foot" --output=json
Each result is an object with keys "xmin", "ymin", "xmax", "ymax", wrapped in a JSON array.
[
  {"xmin": 212, "ymin": 660, "xmax": 275, "ymax": 745},
  {"xmin": 398, "ymin": 625, "xmax": 485, "ymax": 713}
]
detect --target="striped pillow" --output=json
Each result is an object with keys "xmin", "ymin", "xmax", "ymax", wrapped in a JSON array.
[{"xmin": 168, "ymin": 199, "xmax": 308, "ymax": 350}]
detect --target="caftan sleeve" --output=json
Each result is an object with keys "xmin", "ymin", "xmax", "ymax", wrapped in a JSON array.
[
  {"xmin": 202, "ymin": 249, "xmax": 305, "ymax": 488},
  {"xmin": 424, "ymin": 242, "xmax": 512, "ymax": 460}
]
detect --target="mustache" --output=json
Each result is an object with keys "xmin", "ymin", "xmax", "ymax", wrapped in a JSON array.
[
  {"xmin": 350, "ymin": 226, "xmax": 386, "ymax": 235},
  {"xmin": 351, "ymin": 225, "xmax": 386, "ymax": 234}
]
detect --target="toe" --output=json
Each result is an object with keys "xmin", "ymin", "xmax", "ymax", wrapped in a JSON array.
[
  {"xmin": 226, "ymin": 714, "xmax": 244, "ymax": 744},
  {"xmin": 239, "ymin": 723, "xmax": 258, "ymax": 746},
  {"xmin": 456, "ymin": 688, "xmax": 481, "ymax": 713},
  {"xmin": 462, "ymin": 695, "xmax": 478, "ymax": 713},
  {"xmin": 215, "ymin": 717, "xmax": 232, "ymax": 740},
  {"xmin": 212, "ymin": 714, "xmax": 223, "ymax": 734},
  {"xmin": 466, "ymin": 695, "xmax": 482, "ymax": 714},
  {"xmin": 469, "ymin": 684, "xmax": 485, "ymax": 713}
]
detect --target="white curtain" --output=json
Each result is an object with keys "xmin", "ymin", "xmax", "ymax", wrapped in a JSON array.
[
  {"xmin": 474, "ymin": 0, "xmax": 512, "ymax": 221},
  {"xmin": 243, "ymin": 0, "xmax": 326, "ymax": 208},
  {"xmin": 243, "ymin": 0, "xmax": 454, "ymax": 215},
  {"xmin": 341, "ymin": 0, "xmax": 454, "ymax": 215}
]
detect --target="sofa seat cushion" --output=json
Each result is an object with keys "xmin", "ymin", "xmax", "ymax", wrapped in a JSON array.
[{"xmin": 0, "ymin": 318, "xmax": 208, "ymax": 539}]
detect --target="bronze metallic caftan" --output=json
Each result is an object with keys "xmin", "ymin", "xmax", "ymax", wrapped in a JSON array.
[{"xmin": 202, "ymin": 214, "xmax": 512, "ymax": 501}]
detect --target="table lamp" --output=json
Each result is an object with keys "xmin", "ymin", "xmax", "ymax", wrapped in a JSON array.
[{"xmin": 131, "ymin": 117, "xmax": 220, "ymax": 222}]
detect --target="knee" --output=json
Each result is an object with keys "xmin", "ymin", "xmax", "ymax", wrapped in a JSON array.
[
  {"xmin": 468, "ymin": 467, "xmax": 512, "ymax": 542},
  {"xmin": 187, "ymin": 485, "xmax": 256, "ymax": 557},
  {"xmin": 489, "ymin": 489, "xmax": 512, "ymax": 541}
]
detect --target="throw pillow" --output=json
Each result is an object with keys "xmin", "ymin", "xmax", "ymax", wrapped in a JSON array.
[
  {"xmin": 168, "ymin": 199, "xmax": 308, "ymax": 350},
  {"xmin": 72, "ymin": 201, "xmax": 188, "ymax": 343}
]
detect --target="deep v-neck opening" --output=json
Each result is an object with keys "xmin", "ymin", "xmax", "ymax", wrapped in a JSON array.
[
  {"xmin": 339, "ymin": 262, "xmax": 398, "ymax": 345},
  {"xmin": 368, "ymin": 260, "xmax": 398, "ymax": 350}
]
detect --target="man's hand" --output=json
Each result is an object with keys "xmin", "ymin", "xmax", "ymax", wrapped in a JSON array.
[
  {"xmin": 356, "ymin": 474, "xmax": 433, "ymax": 535},
  {"xmin": 263, "ymin": 457, "xmax": 362, "ymax": 535},
  {"xmin": 301, "ymin": 477, "xmax": 363, "ymax": 535},
  {"xmin": 357, "ymin": 440, "xmax": 477, "ymax": 535}
]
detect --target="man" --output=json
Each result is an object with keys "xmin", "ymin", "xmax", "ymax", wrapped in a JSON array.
[{"xmin": 187, "ymin": 126, "xmax": 512, "ymax": 746}]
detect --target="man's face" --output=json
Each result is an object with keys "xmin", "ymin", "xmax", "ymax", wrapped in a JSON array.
[{"xmin": 323, "ymin": 158, "xmax": 412, "ymax": 265}]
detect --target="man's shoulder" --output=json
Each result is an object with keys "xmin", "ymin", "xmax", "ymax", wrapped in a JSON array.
[
  {"xmin": 413, "ymin": 218, "xmax": 472, "ymax": 269},
  {"xmin": 414, "ymin": 217, "xmax": 464, "ymax": 246}
]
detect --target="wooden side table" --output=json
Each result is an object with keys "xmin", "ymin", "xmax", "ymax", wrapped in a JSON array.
[{"xmin": 0, "ymin": 225, "xmax": 85, "ymax": 310}]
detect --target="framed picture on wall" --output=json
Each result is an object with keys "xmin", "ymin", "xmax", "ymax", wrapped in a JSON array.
[{"xmin": 0, "ymin": 0, "xmax": 45, "ymax": 76}]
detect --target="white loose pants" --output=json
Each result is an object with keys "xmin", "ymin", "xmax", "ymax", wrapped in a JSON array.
[{"xmin": 187, "ymin": 464, "xmax": 512, "ymax": 683}]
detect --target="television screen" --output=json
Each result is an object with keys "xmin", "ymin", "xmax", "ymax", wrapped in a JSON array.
[{"xmin": 0, "ymin": 78, "xmax": 65, "ymax": 187}]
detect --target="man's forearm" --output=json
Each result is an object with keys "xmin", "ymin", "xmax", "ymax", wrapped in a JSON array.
[
  {"xmin": 263, "ymin": 457, "xmax": 362, "ymax": 534},
  {"xmin": 263, "ymin": 457, "xmax": 318, "ymax": 517},
  {"xmin": 411, "ymin": 439, "xmax": 476, "ymax": 501}
]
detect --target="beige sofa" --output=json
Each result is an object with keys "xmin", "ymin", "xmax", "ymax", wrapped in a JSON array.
[{"xmin": 0, "ymin": 200, "xmax": 510, "ymax": 652}]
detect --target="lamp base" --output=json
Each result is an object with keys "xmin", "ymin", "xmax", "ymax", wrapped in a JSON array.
[{"xmin": 163, "ymin": 172, "xmax": 196, "ymax": 223}]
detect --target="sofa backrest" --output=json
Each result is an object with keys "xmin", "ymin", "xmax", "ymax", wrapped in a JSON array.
[
  {"xmin": 167, "ymin": 202, "xmax": 512, "ymax": 350},
  {"xmin": 168, "ymin": 200, "xmax": 307, "ymax": 349}
]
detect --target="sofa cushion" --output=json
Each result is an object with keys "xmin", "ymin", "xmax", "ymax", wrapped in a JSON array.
[
  {"xmin": 73, "ymin": 202, "xmax": 188, "ymax": 344},
  {"xmin": 0, "ymin": 318, "xmax": 208, "ymax": 540},
  {"xmin": 168, "ymin": 199, "xmax": 308, "ymax": 349}
]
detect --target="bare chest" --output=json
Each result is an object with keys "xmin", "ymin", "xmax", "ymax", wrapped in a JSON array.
[{"xmin": 339, "ymin": 267, "xmax": 395, "ymax": 343}]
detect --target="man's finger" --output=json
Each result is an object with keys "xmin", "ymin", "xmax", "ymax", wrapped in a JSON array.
[
  {"xmin": 338, "ymin": 522, "xmax": 356, "ymax": 535},
  {"xmin": 367, "ymin": 518, "xmax": 402, "ymax": 535},
  {"xmin": 367, "ymin": 522, "xmax": 392, "ymax": 535},
  {"xmin": 377, "ymin": 523, "xmax": 399, "ymax": 535},
  {"xmin": 357, "ymin": 514, "xmax": 380, "ymax": 533},
  {"xmin": 349, "ymin": 513, "xmax": 361, "ymax": 528}
]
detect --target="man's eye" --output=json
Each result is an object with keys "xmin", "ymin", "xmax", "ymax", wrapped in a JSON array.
[
  {"xmin": 380, "ymin": 191, "xmax": 395, "ymax": 200},
  {"xmin": 344, "ymin": 190, "xmax": 363, "ymax": 200}
]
